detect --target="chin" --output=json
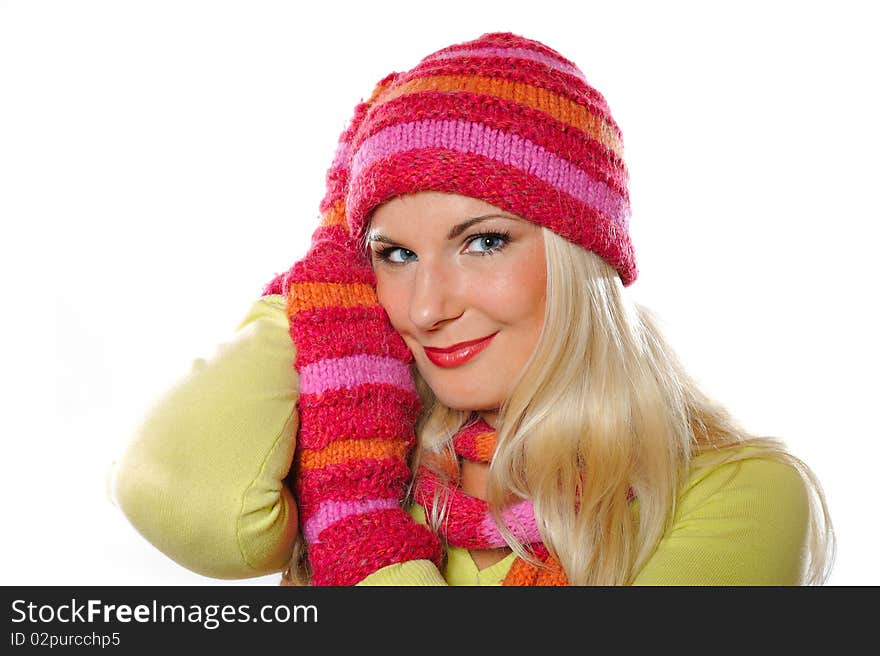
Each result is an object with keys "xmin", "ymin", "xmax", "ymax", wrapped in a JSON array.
[{"xmin": 427, "ymin": 384, "xmax": 501, "ymax": 414}]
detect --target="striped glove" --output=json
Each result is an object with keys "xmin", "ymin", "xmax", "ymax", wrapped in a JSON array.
[{"xmin": 278, "ymin": 78, "xmax": 442, "ymax": 586}]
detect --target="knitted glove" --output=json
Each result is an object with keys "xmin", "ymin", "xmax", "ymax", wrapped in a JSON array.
[{"xmin": 270, "ymin": 77, "xmax": 441, "ymax": 586}]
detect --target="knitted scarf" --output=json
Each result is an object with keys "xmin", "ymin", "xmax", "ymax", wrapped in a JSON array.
[{"xmin": 413, "ymin": 417, "xmax": 569, "ymax": 586}]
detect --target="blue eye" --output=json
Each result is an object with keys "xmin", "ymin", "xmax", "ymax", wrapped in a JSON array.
[
  {"xmin": 465, "ymin": 232, "xmax": 511, "ymax": 255},
  {"xmin": 371, "ymin": 230, "xmax": 512, "ymax": 265},
  {"xmin": 374, "ymin": 246, "xmax": 417, "ymax": 264}
]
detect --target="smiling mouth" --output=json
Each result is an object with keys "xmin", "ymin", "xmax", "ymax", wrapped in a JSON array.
[{"xmin": 422, "ymin": 333, "xmax": 498, "ymax": 368}]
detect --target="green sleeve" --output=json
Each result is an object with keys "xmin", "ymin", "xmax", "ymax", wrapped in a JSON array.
[
  {"xmin": 632, "ymin": 453, "xmax": 811, "ymax": 585},
  {"xmin": 356, "ymin": 561, "xmax": 449, "ymax": 586},
  {"xmin": 112, "ymin": 295, "xmax": 299, "ymax": 578}
]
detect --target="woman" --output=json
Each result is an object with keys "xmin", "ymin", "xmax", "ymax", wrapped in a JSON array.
[{"xmin": 113, "ymin": 32, "xmax": 834, "ymax": 585}]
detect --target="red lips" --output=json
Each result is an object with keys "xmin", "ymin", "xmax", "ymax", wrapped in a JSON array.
[{"xmin": 423, "ymin": 333, "xmax": 498, "ymax": 368}]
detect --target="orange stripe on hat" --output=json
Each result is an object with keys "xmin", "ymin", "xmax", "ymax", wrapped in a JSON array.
[
  {"xmin": 372, "ymin": 75, "xmax": 623, "ymax": 159},
  {"xmin": 320, "ymin": 200, "xmax": 348, "ymax": 228}
]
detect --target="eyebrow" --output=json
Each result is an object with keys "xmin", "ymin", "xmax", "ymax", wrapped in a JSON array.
[{"xmin": 368, "ymin": 214, "xmax": 518, "ymax": 245}]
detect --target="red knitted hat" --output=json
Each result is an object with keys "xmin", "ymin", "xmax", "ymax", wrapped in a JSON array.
[{"xmin": 345, "ymin": 31, "xmax": 637, "ymax": 286}]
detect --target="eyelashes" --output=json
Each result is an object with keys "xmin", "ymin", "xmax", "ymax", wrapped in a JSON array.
[
  {"xmin": 466, "ymin": 230, "xmax": 512, "ymax": 256},
  {"xmin": 372, "ymin": 230, "xmax": 513, "ymax": 265}
]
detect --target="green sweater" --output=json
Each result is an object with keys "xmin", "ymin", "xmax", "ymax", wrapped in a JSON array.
[{"xmin": 112, "ymin": 295, "xmax": 810, "ymax": 585}]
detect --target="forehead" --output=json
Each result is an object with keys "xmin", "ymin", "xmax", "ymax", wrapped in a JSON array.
[{"xmin": 367, "ymin": 191, "xmax": 530, "ymax": 239}]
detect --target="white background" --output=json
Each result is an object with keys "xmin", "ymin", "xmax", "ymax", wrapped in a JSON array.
[{"xmin": 2, "ymin": 0, "xmax": 877, "ymax": 585}]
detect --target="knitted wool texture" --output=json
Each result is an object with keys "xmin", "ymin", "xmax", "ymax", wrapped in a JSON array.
[
  {"xmin": 346, "ymin": 31, "xmax": 636, "ymax": 286},
  {"xmin": 414, "ymin": 417, "xmax": 569, "ymax": 585},
  {"xmin": 265, "ymin": 74, "xmax": 443, "ymax": 586},
  {"xmin": 263, "ymin": 32, "xmax": 636, "ymax": 586}
]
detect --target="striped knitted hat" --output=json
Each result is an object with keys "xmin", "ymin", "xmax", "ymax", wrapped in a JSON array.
[{"xmin": 345, "ymin": 31, "xmax": 637, "ymax": 286}]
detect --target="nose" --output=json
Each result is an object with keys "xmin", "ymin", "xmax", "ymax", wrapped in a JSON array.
[{"xmin": 408, "ymin": 256, "xmax": 464, "ymax": 331}]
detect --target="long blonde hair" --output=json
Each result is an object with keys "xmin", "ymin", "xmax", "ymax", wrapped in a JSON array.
[
  {"xmin": 412, "ymin": 228, "xmax": 835, "ymax": 585},
  {"xmin": 284, "ymin": 228, "xmax": 835, "ymax": 586}
]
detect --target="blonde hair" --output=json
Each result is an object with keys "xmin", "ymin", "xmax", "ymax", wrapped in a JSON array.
[
  {"xmin": 284, "ymin": 228, "xmax": 835, "ymax": 586},
  {"xmin": 412, "ymin": 228, "xmax": 835, "ymax": 585}
]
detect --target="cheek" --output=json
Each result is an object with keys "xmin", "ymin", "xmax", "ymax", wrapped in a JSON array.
[
  {"xmin": 520, "ymin": 243, "xmax": 547, "ymax": 323},
  {"xmin": 375, "ymin": 274, "xmax": 408, "ymax": 332},
  {"xmin": 482, "ymin": 250, "xmax": 546, "ymax": 325}
]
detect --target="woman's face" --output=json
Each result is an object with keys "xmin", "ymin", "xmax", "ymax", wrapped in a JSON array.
[{"xmin": 368, "ymin": 191, "xmax": 546, "ymax": 425}]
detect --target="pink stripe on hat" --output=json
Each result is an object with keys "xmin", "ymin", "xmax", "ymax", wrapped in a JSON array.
[
  {"xmin": 351, "ymin": 119, "xmax": 629, "ymax": 228},
  {"xmin": 362, "ymin": 90, "xmax": 628, "ymax": 194}
]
